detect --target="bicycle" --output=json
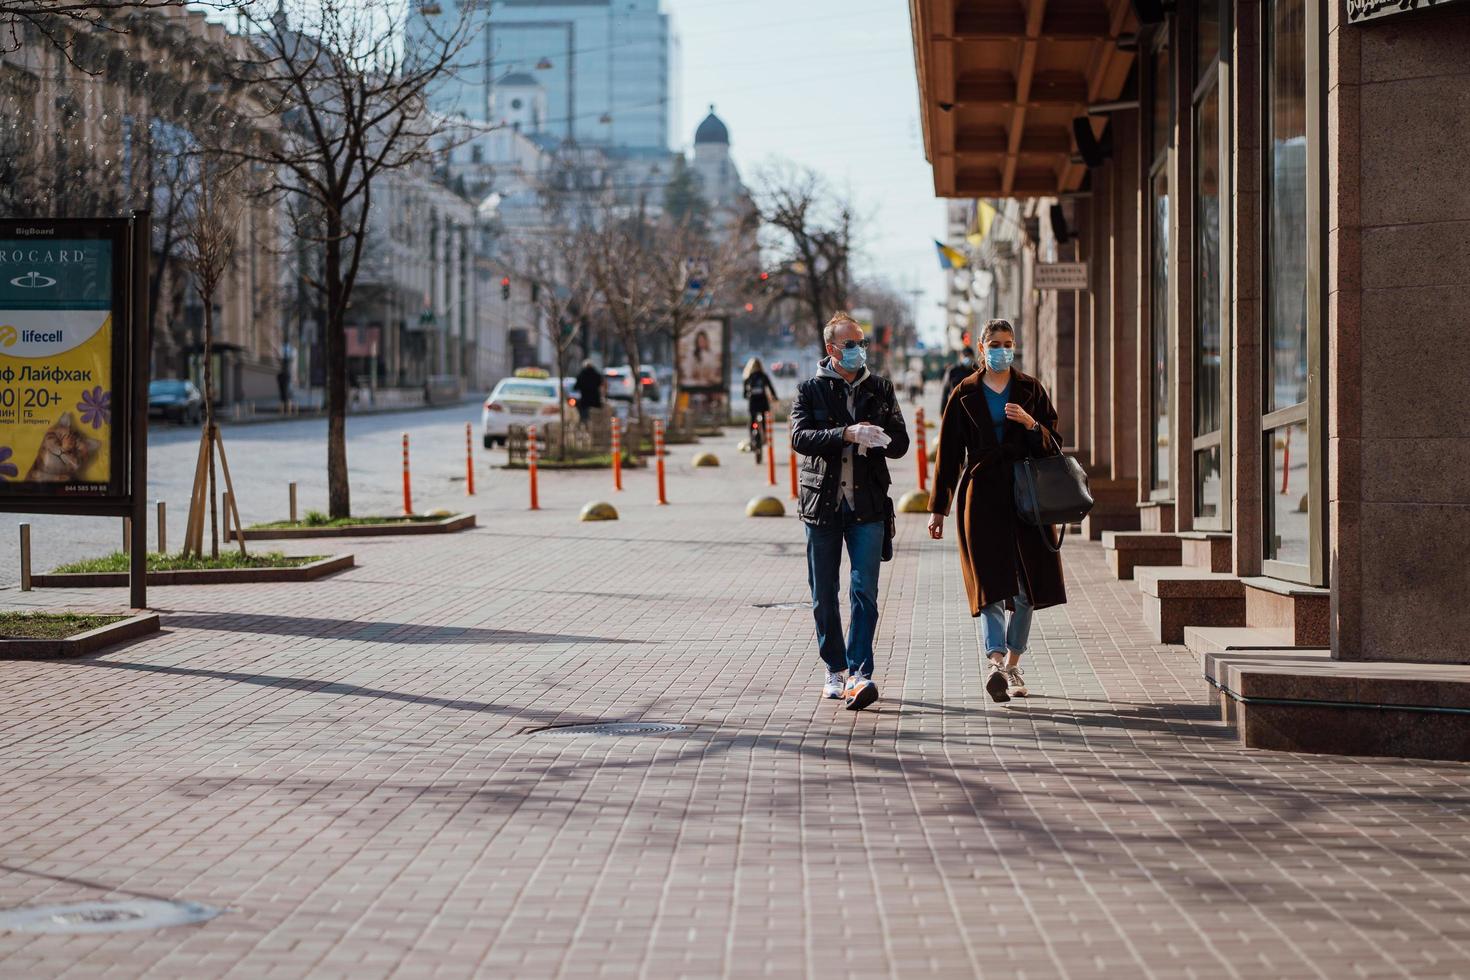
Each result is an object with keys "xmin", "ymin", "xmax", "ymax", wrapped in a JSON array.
[{"xmin": 749, "ymin": 411, "xmax": 767, "ymax": 465}]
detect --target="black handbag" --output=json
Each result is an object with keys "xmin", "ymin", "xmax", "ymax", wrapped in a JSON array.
[{"xmin": 1013, "ymin": 454, "xmax": 1094, "ymax": 553}]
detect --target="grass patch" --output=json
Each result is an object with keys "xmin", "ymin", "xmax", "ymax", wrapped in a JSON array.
[
  {"xmin": 505, "ymin": 452, "xmax": 643, "ymax": 471},
  {"xmin": 0, "ymin": 612, "xmax": 128, "ymax": 639},
  {"xmin": 52, "ymin": 551, "xmax": 326, "ymax": 574},
  {"xmin": 249, "ymin": 512, "xmax": 444, "ymax": 530}
]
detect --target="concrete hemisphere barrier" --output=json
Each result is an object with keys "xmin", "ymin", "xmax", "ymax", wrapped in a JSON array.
[
  {"xmin": 898, "ymin": 490, "xmax": 932, "ymax": 513},
  {"xmin": 579, "ymin": 501, "xmax": 620, "ymax": 522},
  {"xmin": 746, "ymin": 496, "xmax": 786, "ymax": 518},
  {"xmin": 692, "ymin": 452, "xmax": 721, "ymax": 467}
]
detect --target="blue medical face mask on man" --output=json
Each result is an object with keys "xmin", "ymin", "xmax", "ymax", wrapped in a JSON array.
[
  {"xmin": 985, "ymin": 347, "xmax": 1015, "ymax": 371},
  {"xmin": 836, "ymin": 344, "xmax": 868, "ymax": 371}
]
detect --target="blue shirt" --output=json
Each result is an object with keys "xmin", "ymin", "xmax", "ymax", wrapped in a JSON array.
[{"xmin": 983, "ymin": 378, "xmax": 1011, "ymax": 444}]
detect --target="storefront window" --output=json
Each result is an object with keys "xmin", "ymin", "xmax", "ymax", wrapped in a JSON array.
[
  {"xmin": 1150, "ymin": 170, "xmax": 1170, "ymax": 491},
  {"xmin": 1265, "ymin": 0, "xmax": 1308, "ymax": 415},
  {"xmin": 1197, "ymin": 0, "xmax": 1221, "ymax": 76},
  {"xmin": 1264, "ymin": 424, "xmax": 1309, "ymax": 563},
  {"xmin": 1195, "ymin": 446, "xmax": 1222, "ymax": 519},
  {"xmin": 1263, "ymin": 0, "xmax": 1311, "ymax": 566},
  {"xmin": 1194, "ymin": 84, "xmax": 1222, "ymax": 439},
  {"xmin": 1151, "ymin": 42, "xmax": 1171, "ymax": 162}
]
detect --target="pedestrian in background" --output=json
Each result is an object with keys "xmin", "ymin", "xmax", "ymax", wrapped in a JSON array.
[
  {"xmin": 742, "ymin": 356, "xmax": 779, "ymax": 432},
  {"xmin": 791, "ymin": 311, "xmax": 910, "ymax": 711},
  {"xmin": 904, "ymin": 363, "xmax": 926, "ymax": 403},
  {"xmin": 941, "ymin": 345, "xmax": 977, "ymax": 409},
  {"xmin": 574, "ymin": 359, "xmax": 604, "ymax": 426},
  {"xmin": 927, "ymin": 318, "xmax": 1067, "ymax": 703}
]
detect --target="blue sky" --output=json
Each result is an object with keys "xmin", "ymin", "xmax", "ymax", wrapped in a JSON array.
[{"xmin": 666, "ymin": 0, "xmax": 947, "ymax": 344}]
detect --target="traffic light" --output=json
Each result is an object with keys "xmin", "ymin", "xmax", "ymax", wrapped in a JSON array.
[
  {"xmin": 757, "ymin": 271, "xmax": 770, "ymax": 293},
  {"xmin": 744, "ymin": 303, "xmax": 754, "ymax": 313},
  {"xmin": 500, "ymin": 276, "xmax": 510, "ymax": 300}
]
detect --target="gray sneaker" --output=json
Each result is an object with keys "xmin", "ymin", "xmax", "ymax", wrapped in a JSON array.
[
  {"xmin": 1003, "ymin": 665, "xmax": 1028, "ymax": 697},
  {"xmin": 985, "ymin": 661, "xmax": 1011, "ymax": 703}
]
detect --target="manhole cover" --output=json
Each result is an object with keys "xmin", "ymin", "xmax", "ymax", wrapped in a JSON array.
[
  {"xmin": 529, "ymin": 722, "xmax": 689, "ymax": 737},
  {"xmin": 753, "ymin": 601, "xmax": 809, "ymax": 610},
  {"xmin": 0, "ymin": 899, "xmax": 222, "ymax": 934}
]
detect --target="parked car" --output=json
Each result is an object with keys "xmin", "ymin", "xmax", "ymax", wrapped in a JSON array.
[
  {"xmin": 148, "ymin": 379, "xmax": 203, "ymax": 425},
  {"xmin": 604, "ymin": 365, "xmax": 669, "ymax": 421},
  {"xmin": 480, "ymin": 377, "xmax": 567, "ymax": 447}
]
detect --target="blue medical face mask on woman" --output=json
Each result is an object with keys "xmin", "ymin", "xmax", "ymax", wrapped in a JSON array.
[{"xmin": 985, "ymin": 347, "xmax": 1015, "ymax": 371}]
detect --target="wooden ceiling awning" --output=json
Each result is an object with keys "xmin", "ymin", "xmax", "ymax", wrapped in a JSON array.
[{"xmin": 910, "ymin": 0, "xmax": 1137, "ymax": 198}]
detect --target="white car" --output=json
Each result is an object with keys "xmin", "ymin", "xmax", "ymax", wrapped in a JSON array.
[{"xmin": 481, "ymin": 377, "xmax": 566, "ymax": 447}]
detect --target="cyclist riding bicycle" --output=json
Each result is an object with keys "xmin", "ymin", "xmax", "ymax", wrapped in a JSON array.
[{"xmin": 743, "ymin": 356, "xmax": 779, "ymax": 463}]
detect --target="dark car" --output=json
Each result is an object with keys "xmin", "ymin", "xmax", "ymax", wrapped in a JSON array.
[{"xmin": 148, "ymin": 379, "xmax": 203, "ymax": 424}]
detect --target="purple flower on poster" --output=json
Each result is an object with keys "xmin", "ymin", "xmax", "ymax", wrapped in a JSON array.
[
  {"xmin": 0, "ymin": 446, "xmax": 16, "ymax": 479},
  {"xmin": 78, "ymin": 386, "xmax": 111, "ymax": 429}
]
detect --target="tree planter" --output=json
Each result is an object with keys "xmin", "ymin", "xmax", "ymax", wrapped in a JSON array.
[
  {"xmin": 32, "ymin": 555, "xmax": 354, "ymax": 589},
  {"xmin": 230, "ymin": 513, "xmax": 475, "ymax": 541},
  {"xmin": 0, "ymin": 613, "xmax": 160, "ymax": 660}
]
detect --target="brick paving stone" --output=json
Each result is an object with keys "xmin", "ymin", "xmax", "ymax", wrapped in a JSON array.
[{"xmin": 0, "ymin": 432, "xmax": 1468, "ymax": 978}]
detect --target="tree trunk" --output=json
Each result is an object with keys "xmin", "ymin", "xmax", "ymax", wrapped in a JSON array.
[
  {"xmin": 669, "ymin": 322, "xmax": 683, "ymax": 430},
  {"xmin": 202, "ymin": 303, "xmax": 218, "ymax": 558},
  {"xmin": 324, "ymin": 222, "xmax": 351, "ymax": 518}
]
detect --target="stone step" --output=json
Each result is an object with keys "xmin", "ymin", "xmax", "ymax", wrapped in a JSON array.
[
  {"xmin": 1134, "ymin": 568, "xmax": 1245, "ymax": 644},
  {"xmin": 1138, "ymin": 501, "xmax": 1175, "ymax": 533},
  {"xmin": 1184, "ymin": 625, "xmax": 1303, "ymax": 658},
  {"xmin": 1241, "ymin": 576, "xmax": 1331, "ymax": 646},
  {"xmin": 1179, "ymin": 532, "xmax": 1231, "ymax": 572},
  {"xmin": 1216, "ymin": 657, "xmax": 1470, "ymax": 762},
  {"xmin": 1100, "ymin": 531, "xmax": 1182, "ymax": 580}
]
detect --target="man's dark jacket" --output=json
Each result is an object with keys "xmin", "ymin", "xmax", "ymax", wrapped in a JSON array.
[
  {"xmin": 790, "ymin": 363, "xmax": 910, "ymax": 526},
  {"xmin": 941, "ymin": 361, "xmax": 975, "ymax": 410},
  {"xmin": 574, "ymin": 365, "xmax": 604, "ymax": 407}
]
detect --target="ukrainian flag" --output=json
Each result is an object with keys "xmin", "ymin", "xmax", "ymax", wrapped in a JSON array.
[{"xmin": 934, "ymin": 240, "xmax": 968, "ymax": 270}]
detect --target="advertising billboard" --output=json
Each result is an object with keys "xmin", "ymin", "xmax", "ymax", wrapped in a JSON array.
[
  {"xmin": 0, "ymin": 220, "xmax": 132, "ymax": 506},
  {"xmin": 677, "ymin": 317, "xmax": 728, "ymax": 393}
]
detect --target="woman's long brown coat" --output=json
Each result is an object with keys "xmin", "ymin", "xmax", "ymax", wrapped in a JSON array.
[{"xmin": 929, "ymin": 369, "xmax": 1068, "ymax": 615}]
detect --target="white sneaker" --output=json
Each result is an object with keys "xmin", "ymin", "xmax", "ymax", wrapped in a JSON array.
[
  {"xmin": 1003, "ymin": 665, "xmax": 1028, "ymax": 697},
  {"xmin": 822, "ymin": 670, "xmax": 846, "ymax": 699}
]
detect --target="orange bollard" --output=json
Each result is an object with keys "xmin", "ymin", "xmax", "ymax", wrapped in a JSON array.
[
  {"xmin": 788, "ymin": 417, "xmax": 799, "ymax": 500},
  {"xmin": 465, "ymin": 422, "xmax": 476, "ymax": 496},
  {"xmin": 654, "ymin": 419, "xmax": 668, "ymax": 505},
  {"xmin": 528, "ymin": 425, "xmax": 541, "ymax": 510},
  {"xmin": 915, "ymin": 407, "xmax": 928, "ymax": 493},
  {"xmin": 611, "ymin": 416, "xmax": 623, "ymax": 492},
  {"xmin": 766, "ymin": 414, "xmax": 777, "ymax": 486},
  {"xmin": 402, "ymin": 432, "xmax": 413, "ymax": 515}
]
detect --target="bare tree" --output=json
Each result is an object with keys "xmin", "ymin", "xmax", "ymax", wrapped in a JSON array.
[
  {"xmin": 643, "ymin": 211, "xmax": 757, "ymax": 422},
  {"xmin": 753, "ymin": 162, "xmax": 856, "ymax": 356},
  {"xmin": 0, "ymin": 1, "xmax": 240, "ymax": 59},
  {"xmin": 218, "ymin": 0, "xmax": 478, "ymax": 518},
  {"xmin": 179, "ymin": 154, "xmax": 248, "ymax": 559},
  {"xmin": 584, "ymin": 206, "xmax": 662, "ymax": 424}
]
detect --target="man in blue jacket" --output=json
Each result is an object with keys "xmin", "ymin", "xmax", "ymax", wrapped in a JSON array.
[{"xmin": 790, "ymin": 312, "xmax": 910, "ymax": 711}]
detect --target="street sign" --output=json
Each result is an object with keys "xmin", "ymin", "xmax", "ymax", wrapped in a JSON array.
[
  {"xmin": 0, "ymin": 215, "xmax": 150, "ymax": 607},
  {"xmin": 1346, "ymin": 0, "xmax": 1467, "ymax": 23},
  {"xmin": 1033, "ymin": 261, "xmax": 1089, "ymax": 291}
]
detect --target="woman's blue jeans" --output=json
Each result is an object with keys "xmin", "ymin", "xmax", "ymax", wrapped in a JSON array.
[
  {"xmin": 805, "ymin": 506, "xmax": 884, "ymax": 678},
  {"xmin": 980, "ymin": 590, "xmax": 1033, "ymax": 657}
]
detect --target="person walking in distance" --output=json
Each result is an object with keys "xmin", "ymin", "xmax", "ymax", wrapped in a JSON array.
[
  {"xmin": 574, "ymin": 359, "xmax": 604, "ymax": 426},
  {"xmin": 927, "ymin": 319, "xmax": 1068, "ymax": 702},
  {"xmin": 742, "ymin": 356, "xmax": 779, "ymax": 436},
  {"xmin": 790, "ymin": 312, "xmax": 910, "ymax": 711},
  {"xmin": 941, "ymin": 345, "xmax": 977, "ymax": 410}
]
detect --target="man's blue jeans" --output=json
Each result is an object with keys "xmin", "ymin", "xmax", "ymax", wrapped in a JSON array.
[
  {"xmin": 979, "ymin": 590, "xmax": 1034, "ymax": 657},
  {"xmin": 805, "ymin": 506, "xmax": 884, "ymax": 677}
]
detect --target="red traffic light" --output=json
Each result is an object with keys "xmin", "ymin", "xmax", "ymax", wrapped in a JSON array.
[
  {"xmin": 744, "ymin": 303, "xmax": 754, "ymax": 312},
  {"xmin": 758, "ymin": 272, "xmax": 769, "ymax": 281},
  {"xmin": 500, "ymin": 277, "xmax": 510, "ymax": 287}
]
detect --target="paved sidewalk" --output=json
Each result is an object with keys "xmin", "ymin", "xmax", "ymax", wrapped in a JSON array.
[{"xmin": 1, "ymin": 434, "xmax": 1468, "ymax": 978}]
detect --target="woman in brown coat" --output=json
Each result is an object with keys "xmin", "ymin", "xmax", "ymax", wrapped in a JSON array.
[{"xmin": 927, "ymin": 318, "xmax": 1067, "ymax": 703}]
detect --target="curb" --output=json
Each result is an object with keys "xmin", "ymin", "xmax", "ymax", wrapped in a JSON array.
[
  {"xmin": 31, "ymin": 554, "xmax": 355, "ymax": 589},
  {"xmin": 0, "ymin": 612, "xmax": 161, "ymax": 660},
  {"xmin": 229, "ymin": 513, "xmax": 475, "ymax": 541}
]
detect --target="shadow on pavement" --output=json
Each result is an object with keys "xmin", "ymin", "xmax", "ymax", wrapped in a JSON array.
[{"xmin": 156, "ymin": 610, "xmax": 649, "ymax": 646}]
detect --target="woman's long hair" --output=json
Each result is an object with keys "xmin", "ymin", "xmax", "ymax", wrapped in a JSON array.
[{"xmin": 743, "ymin": 356, "xmax": 764, "ymax": 380}]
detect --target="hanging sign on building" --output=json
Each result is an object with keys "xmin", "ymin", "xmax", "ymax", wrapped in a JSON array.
[
  {"xmin": 0, "ymin": 219, "xmax": 132, "ymax": 506},
  {"xmin": 1032, "ymin": 261, "xmax": 1089, "ymax": 291},
  {"xmin": 1347, "ymin": 0, "xmax": 1467, "ymax": 23}
]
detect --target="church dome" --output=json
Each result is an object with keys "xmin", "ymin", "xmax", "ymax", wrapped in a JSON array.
[{"xmin": 694, "ymin": 105, "xmax": 729, "ymax": 145}]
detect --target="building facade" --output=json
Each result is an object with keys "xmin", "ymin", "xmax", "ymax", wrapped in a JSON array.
[
  {"xmin": 413, "ymin": 0, "xmax": 679, "ymax": 153},
  {"xmin": 911, "ymin": 0, "xmax": 1470, "ymax": 760}
]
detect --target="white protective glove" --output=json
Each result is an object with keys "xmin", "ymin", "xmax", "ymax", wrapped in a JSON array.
[{"xmin": 846, "ymin": 422, "xmax": 892, "ymax": 454}]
